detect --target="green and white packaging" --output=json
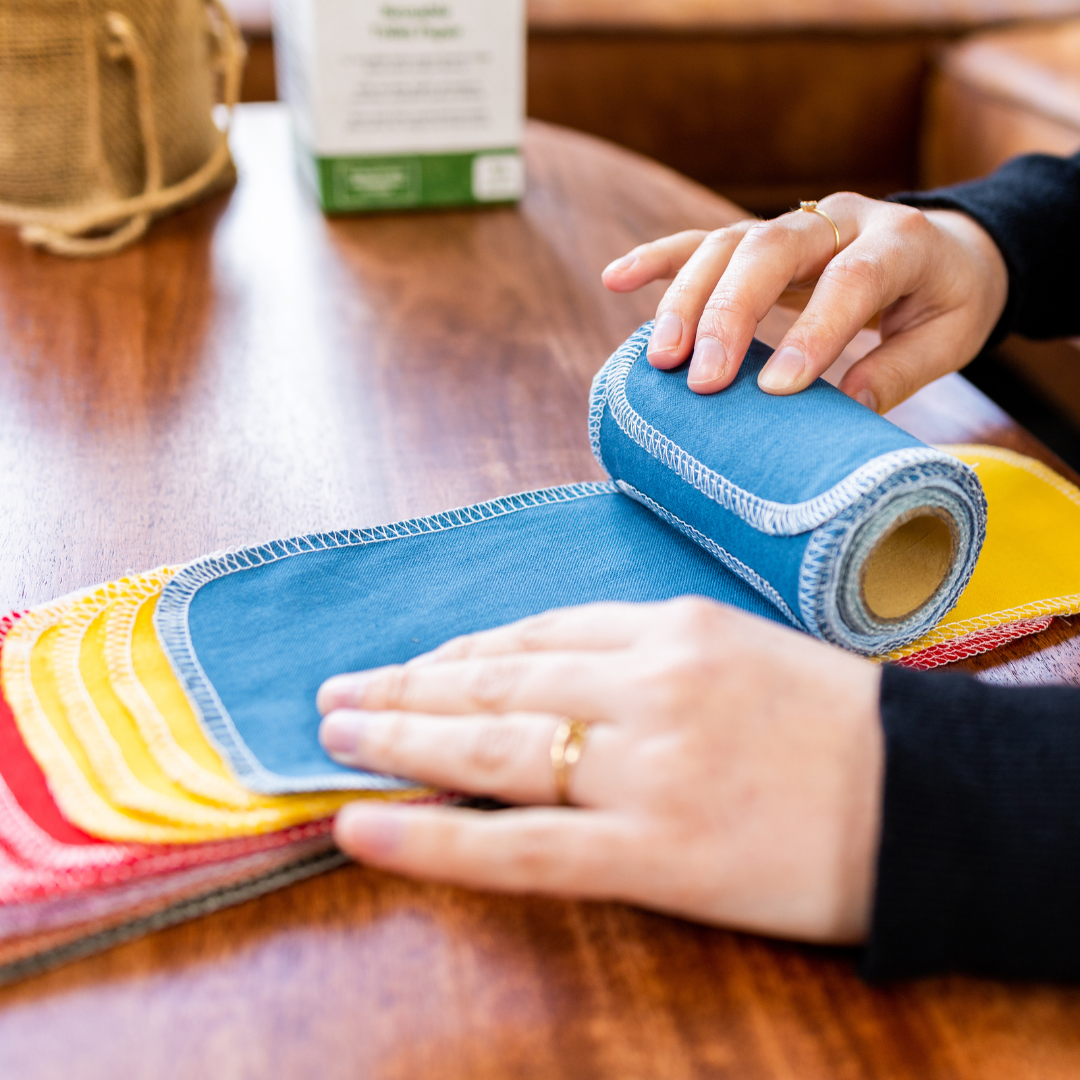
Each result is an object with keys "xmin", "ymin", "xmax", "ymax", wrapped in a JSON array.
[{"xmin": 272, "ymin": 1, "xmax": 526, "ymax": 212}]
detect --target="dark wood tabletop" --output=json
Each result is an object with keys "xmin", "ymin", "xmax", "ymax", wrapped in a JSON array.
[{"xmin": 1, "ymin": 104, "xmax": 1078, "ymax": 1080}]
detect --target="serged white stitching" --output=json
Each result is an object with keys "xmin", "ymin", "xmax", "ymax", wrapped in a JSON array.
[
  {"xmin": 594, "ymin": 326, "xmax": 977, "ymax": 537},
  {"xmin": 615, "ymin": 481, "xmax": 805, "ymax": 629},
  {"xmin": 589, "ymin": 329, "xmax": 631, "ymax": 471},
  {"xmin": 795, "ymin": 463, "xmax": 986, "ymax": 653},
  {"xmin": 156, "ymin": 482, "xmax": 621, "ymax": 794}
]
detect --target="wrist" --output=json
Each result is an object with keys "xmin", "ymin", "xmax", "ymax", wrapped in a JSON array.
[
  {"xmin": 825, "ymin": 659, "xmax": 885, "ymax": 942},
  {"xmin": 925, "ymin": 208, "xmax": 1009, "ymax": 343}
]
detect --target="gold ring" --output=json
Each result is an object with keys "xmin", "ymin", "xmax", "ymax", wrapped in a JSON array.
[
  {"xmin": 550, "ymin": 718, "xmax": 589, "ymax": 806},
  {"xmin": 799, "ymin": 200, "xmax": 841, "ymax": 258}
]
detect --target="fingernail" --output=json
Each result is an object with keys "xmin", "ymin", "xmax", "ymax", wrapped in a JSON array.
[
  {"xmin": 688, "ymin": 337, "xmax": 728, "ymax": 388},
  {"xmin": 648, "ymin": 312, "xmax": 683, "ymax": 357},
  {"xmin": 317, "ymin": 673, "xmax": 369, "ymax": 714},
  {"xmin": 758, "ymin": 345, "xmax": 806, "ymax": 392},
  {"xmin": 605, "ymin": 253, "xmax": 637, "ymax": 274},
  {"xmin": 319, "ymin": 709, "xmax": 367, "ymax": 761},
  {"xmin": 854, "ymin": 388, "xmax": 879, "ymax": 412},
  {"xmin": 335, "ymin": 805, "xmax": 405, "ymax": 860}
]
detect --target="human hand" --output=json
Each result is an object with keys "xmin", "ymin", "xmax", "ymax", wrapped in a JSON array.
[
  {"xmin": 317, "ymin": 598, "xmax": 883, "ymax": 944},
  {"xmin": 601, "ymin": 194, "xmax": 1008, "ymax": 412}
]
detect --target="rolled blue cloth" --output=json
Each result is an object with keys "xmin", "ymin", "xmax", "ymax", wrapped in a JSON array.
[
  {"xmin": 157, "ymin": 322, "xmax": 985, "ymax": 793},
  {"xmin": 591, "ymin": 323, "xmax": 986, "ymax": 654}
]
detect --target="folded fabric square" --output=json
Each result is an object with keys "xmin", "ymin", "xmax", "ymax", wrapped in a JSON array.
[
  {"xmin": 2, "ymin": 584, "xmax": 342, "ymax": 842},
  {"xmin": 1, "ymin": 614, "xmax": 341, "ymax": 897},
  {"xmin": 0, "ymin": 572, "xmax": 436, "ymax": 843}
]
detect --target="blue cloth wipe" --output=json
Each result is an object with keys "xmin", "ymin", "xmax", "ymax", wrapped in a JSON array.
[
  {"xmin": 156, "ymin": 486, "xmax": 787, "ymax": 792},
  {"xmin": 157, "ymin": 322, "xmax": 985, "ymax": 793}
]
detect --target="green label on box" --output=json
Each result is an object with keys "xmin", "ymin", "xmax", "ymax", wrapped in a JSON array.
[{"xmin": 313, "ymin": 149, "xmax": 524, "ymax": 212}]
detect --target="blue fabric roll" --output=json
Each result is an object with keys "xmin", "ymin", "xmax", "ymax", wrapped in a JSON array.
[
  {"xmin": 591, "ymin": 323, "xmax": 985, "ymax": 654},
  {"xmin": 157, "ymin": 323, "xmax": 985, "ymax": 793}
]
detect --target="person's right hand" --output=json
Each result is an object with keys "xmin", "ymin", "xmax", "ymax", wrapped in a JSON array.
[{"xmin": 601, "ymin": 193, "xmax": 1009, "ymax": 414}]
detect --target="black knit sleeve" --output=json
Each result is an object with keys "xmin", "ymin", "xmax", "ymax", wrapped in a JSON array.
[
  {"xmin": 863, "ymin": 664, "xmax": 1080, "ymax": 981},
  {"xmin": 888, "ymin": 151, "xmax": 1080, "ymax": 348}
]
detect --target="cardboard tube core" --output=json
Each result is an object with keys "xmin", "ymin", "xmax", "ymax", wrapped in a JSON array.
[{"xmin": 861, "ymin": 509, "xmax": 957, "ymax": 623}]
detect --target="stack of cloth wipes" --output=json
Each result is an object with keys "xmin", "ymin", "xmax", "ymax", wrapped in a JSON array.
[{"xmin": 4, "ymin": 323, "xmax": 1080, "ymax": 984}]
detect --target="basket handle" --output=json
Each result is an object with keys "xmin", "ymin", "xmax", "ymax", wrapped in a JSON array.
[{"xmin": 6, "ymin": 0, "xmax": 246, "ymax": 258}]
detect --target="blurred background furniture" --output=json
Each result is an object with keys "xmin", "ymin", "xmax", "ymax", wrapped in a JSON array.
[
  {"xmin": 527, "ymin": 0, "xmax": 1080, "ymax": 214},
  {"xmin": 922, "ymin": 19, "xmax": 1080, "ymax": 185},
  {"xmin": 921, "ymin": 19, "xmax": 1080, "ymax": 445}
]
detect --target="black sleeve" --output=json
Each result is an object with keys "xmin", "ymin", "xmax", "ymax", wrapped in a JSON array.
[
  {"xmin": 863, "ymin": 664, "xmax": 1080, "ymax": 981},
  {"xmin": 888, "ymin": 151, "xmax": 1080, "ymax": 347}
]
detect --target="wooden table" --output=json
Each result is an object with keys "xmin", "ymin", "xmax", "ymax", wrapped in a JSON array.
[{"xmin": 1, "ymin": 104, "xmax": 1078, "ymax": 1079}]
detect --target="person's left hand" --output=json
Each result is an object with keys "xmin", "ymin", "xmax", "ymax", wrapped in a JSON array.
[{"xmin": 317, "ymin": 598, "xmax": 884, "ymax": 944}]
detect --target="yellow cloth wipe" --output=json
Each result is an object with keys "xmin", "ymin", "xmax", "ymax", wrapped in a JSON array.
[
  {"xmin": 116, "ymin": 578, "xmax": 426, "ymax": 814},
  {"xmin": 111, "ymin": 581, "xmax": 362, "ymax": 815},
  {"xmin": 884, "ymin": 445, "xmax": 1080, "ymax": 662},
  {"xmin": 109, "ymin": 583, "xmax": 267, "ymax": 807},
  {"xmin": 2, "ymin": 572, "xmax": 417, "ymax": 843},
  {"xmin": 3, "ymin": 591, "xmax": 196, "ymax": 843}
]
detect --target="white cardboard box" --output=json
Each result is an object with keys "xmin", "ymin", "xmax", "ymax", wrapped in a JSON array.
[{"xmin": 272, "ymin": 1, "xmax": 525, "ymax": 211}]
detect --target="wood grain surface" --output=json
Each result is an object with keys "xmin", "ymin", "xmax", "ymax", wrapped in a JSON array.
[{"xmin": 0, "ymin": 105, "xmax": 1078, "ymax": 1079}]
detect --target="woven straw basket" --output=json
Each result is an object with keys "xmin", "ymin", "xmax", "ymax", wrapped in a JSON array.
[{"xmin": 0, "ymin": 0, "xmax": 245, "ymax": 257}]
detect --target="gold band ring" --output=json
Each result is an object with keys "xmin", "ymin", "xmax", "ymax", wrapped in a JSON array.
[
  {"xmin": 550, "ymin": 718, "xmax": 589, "ymax": 806},
  {"xmin": 799, "ymin": 200, "xmax": 841, "ymax": 258}
]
